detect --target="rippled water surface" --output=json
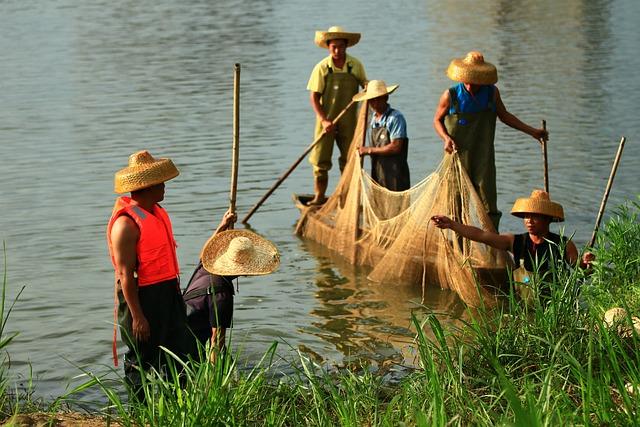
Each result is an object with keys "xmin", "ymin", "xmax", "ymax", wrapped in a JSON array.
[{"xmin": 1, "ymin": 0, "xmax": 638, "ymax": 398}]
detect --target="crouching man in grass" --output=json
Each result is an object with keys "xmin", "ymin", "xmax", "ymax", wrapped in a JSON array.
[
  {"xmin": 183, "ymin": 215, "xmax": 280, "ymax": 363},
  {"xmin": 431, "ymin": 189, "xmax": 594, "ymax": 300}
]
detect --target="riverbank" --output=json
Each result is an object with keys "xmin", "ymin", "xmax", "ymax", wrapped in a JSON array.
[{"xmin": 2, "ymin": 198, "xmax": 639, "ymax": 426}]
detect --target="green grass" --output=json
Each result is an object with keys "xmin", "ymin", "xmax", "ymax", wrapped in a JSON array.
[{"xmin": 3, "ymin": 199, "xmax": 640, "ymax": 425}]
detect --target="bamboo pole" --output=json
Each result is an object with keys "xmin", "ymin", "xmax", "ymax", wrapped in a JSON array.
[
  {"xmin": 241, "ymin": 100, "xmax": 356, "ymax": 224},
  {"xmin": 228, "ymin": 63, "xmax": 241, "ymax": 229},
  {"xmin": 589, "ymin": 136, "xmax": 626, "ymax": 247},
  {"xmin": 353, "ymin": 100, "xmax": 368, "ymax": 248},
  {"xmin": 541, "ymin": 120, "xmax": 549, "ymax": 193}
]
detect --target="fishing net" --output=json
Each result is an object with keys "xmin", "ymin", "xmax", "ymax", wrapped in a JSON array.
[{"xmin": 296, "ymin": 103, "xmax": 512, "ymax": 307}]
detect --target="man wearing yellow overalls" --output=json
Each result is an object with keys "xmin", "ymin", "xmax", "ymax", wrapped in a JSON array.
[{"xmin": 307, "ymin": 26, "xmax": 367, "ymax": 205}]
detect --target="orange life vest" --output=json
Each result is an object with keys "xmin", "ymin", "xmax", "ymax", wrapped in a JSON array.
[{"xmin": 107, "ymin": 196, "xmax": 180, "ymax": 286}]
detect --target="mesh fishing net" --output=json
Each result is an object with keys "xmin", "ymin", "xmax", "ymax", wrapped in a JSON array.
[{"xmin": 296, "ymin": 103, "xmax": 513, "ymax": 307}]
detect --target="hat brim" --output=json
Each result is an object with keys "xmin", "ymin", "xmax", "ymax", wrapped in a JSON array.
[
  {"xmin": 315, "ymin": 31, "xmax": 361, "ymax": 48},
  {"xmin": 114, "ymin": 158, "xmax": 179, "ymax": 193},
  {"xmin": 446, "ymin": 59, "xmax": 498, "ymax": 85},
  {"xmin": 352, "ymin": 84, "xmax": 399, "ymax": 102},
  {"xmin": 510, "ymin": 198, "xmax": 564, "ymax": 222},
  {"xmin": 201, "ymin": 230, "xmax": 280, "ymax": 276}
]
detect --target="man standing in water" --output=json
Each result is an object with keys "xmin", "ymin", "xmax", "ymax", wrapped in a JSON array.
[
  {"xmin": 433, "ymin": 51, "xmax": 548, "ymax": 230},
  {"xmin": 107, "ymin": 150, "xmax": 194, "ymax": 400},
  {"xmin": 355, "ymin": 80, "xmax": 410, "ymax": 192},
  {"xmin": 307, "ymin": 26, "xmax": 367, "ymax": 205}
]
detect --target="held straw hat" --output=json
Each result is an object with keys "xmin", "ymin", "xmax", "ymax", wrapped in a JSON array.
[
  {"xmin": 201, "ymin": 230, "xmax": 280, "ymax": 276},
  {"xmin": 314, "ymin": 26, "xmax": 361, "ymax": 49},
  {"xmin": 114, "ymin": 150, "xmax": 179, "ymax": 194},
  {"xmin": 352, "ymin": 80, "xmax": 399, "ymax": 102},
  {"xmin": 511, "ymin": 189, "xmax": 564, "ymax": 222},
  {"xmin": 446, "ymin": 51, "xmax": 498, "ymax": 85}
]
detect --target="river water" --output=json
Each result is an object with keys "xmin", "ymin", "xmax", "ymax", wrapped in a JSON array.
[{"xmin": 1, "ymin": 0, "xmax": 638, "ymax": 399}]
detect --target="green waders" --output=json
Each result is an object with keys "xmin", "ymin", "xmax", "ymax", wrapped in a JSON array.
[
  {"xmin": 309, "ymin": 66, "xmax": 360, "ymax": 179},
  {"xmin": 444, "ymin": 89, "xmax": 501, "ymax": 230}
]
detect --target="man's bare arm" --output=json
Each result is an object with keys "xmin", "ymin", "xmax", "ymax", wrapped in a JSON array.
[
  {"xmin": 495, "ymin": 87, "xmax": 548, "ymax": 142},
  {"xmin": 111, "ymin": 216, "xmax": 150, "ymax": 342},
  {"xmin": 431, "ymin": 215, "xmax": 514, "ymax": 251},
  {"xmin": 433, "ymin": 90, "xmax": 456, "ymax": 153}
]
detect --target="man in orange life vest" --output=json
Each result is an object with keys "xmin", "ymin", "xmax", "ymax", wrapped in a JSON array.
[{"xmin": 107, "ymin": 150, "xmax": 194, "ymax": 398}]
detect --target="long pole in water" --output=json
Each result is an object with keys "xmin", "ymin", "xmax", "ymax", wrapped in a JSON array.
[
  {"xmin": 589, "ymin": 136, "xmax": 626, "ymax": 247},
  {"xmin": 229, "ymin": 63, "xmax": 240, "ymax": 229},
  {"xmin": 541, "ymin": 120, "xmax": 549, "ymax": 193},
  {"xmin": 241, "ymin": 100, "xmax": 356, "ymax": 224}
]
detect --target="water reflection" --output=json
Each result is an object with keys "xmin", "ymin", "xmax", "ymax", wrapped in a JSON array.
[{"xmin": 299, "ymin": 239, "xmax": 467, "ymax": 372}]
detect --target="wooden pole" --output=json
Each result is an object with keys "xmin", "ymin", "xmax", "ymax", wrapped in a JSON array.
[
  {"xmin": 589, "ymin": 136, "xmax": 626, "ymax": 247},
  {"xmin": 229, "ymin": 63, "xmax": 241, "ymax": 229},
  {"xmin": 354, "ymin": 100, "xmax": 368, "ymax": 246},
  {"xmin": 541, "ymin": 120, "xmax": 549, "ymax": 193},
  {"xmin": 241, "ymin": 100, "xmax": 356, "ymax": 224}
]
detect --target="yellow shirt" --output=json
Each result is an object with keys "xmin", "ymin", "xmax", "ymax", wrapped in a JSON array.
[{"xmin": 306, "ymin": 54, "xmax": 367, "ymax": 94}]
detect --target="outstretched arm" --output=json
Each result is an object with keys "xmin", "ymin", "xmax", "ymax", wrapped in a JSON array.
[
  {"xmin": 431, "ymin": 215, "xmax": 514, "ymax": 251},
  {"xmin": 433, "ymin": 90, "xmax": 457, "ymax": 153},
  {"xmin": 495, "ymin": 87, "xmax": 548, "ymax": 142}
]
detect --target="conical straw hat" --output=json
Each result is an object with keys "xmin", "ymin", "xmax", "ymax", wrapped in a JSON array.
[
  {"xmin": 314, "ymin": 26, "xmax": 361, "ymax": 49},
  {"xmin": 511, "ymin": 189, "xmax": 564, "ymax": 222},
  {"xmin": 352, "ymin": 80, "xmax": 399, "ymax": 102},
  {"xmin": 201, "ymin": 230, "xmax": 280, "ymax": 276},
  {"xmin": 114, "ymin": 150, "xmax": 179, "ymax": 193},
  {"xmin": 446, "ymin": 51, "xmax": 498, "ymax": 85}
]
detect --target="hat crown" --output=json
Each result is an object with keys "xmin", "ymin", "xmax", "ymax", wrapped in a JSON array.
[
  {"xmin": 227, "ymin": 237, "xmax": 256, "ymax": 263},
  {"xmin": 366, "ymin": 80, "xmax": 388, "ymax": 97},
  {"xmin": 128, "ymin": 150, "xmax": 155, "ymax": 167},
  {"xmin": 326, "ymin": 25, "xmax": 345, "ymax": 32},
  {"xmin": 529, "ymin": 189, "xmax": 550, "ymax": 201},
  {"xmin": 463, "ymin": 51, "xmax": 486, "ymax": 65}
]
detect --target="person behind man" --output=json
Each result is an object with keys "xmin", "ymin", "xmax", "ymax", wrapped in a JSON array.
[
  {"xmin": 431, "ymin": 189, "xmax": 594, "ymax": 299},
  {"xmin": 307, "ymin": 25, "xmax": 368, "ymax": 205},
  {"xmin": 433, "ymin": 51, "xmax": 548, "ymax": 230},
  {"xmin": 107, "ymin": 150, "xmax": 195, "ymax": 400},
  {"xmin": 183, "ymin": 224, "xmax": 280, "ymax": 363},
  {"xmin": 355, "ymin": 79, "xmax": 410, "ymax": 192}
]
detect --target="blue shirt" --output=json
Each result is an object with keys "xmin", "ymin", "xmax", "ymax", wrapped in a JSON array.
[
  {"xmin": 448, "ymin": 83, "xmax": 496, "ymax": 114},
  {"xmin": 371, "ymin": 105, "xmax": 407, "ymax": 140}
]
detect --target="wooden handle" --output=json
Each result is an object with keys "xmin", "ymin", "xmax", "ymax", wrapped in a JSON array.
[
  {"xmin": 541, "ymin": 120, "xmax": 549, "ymax": 193},
  {"xmin": 229, "ymin": 63, "xmax": 240, "ymax": 229},
  {"xmin": 589, "ymin": 136, "xmax": 626, "ymax": 247},
  {"xmin": 241, "ymin": 100, "xmax": 356, "ymax": 224}
]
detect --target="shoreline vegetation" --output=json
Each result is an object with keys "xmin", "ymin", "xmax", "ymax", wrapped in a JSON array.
[{"xmin": 1, "ymin": 198, "xmax": 639, "ymax": 426}]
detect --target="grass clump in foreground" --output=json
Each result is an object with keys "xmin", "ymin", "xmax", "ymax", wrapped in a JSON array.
[{"xmin": 3, "ymin": 199, "xmax": 640, "ymax": 426}]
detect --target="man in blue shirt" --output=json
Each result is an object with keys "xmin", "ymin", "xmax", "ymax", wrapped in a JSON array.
[{"xmin": 355, "ymin": 80, "xmax": 410, "ymax": 191}]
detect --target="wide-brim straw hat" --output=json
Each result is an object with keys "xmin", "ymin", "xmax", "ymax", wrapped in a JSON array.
[
  {"xmin": 511, "ymin": 189, "xmax": 564, "ymax": 222},
  {"xmin": 201, "ymin": 230, "xmax": 280, "ymax": 276},
  {"xmin": 315, "ymin": 26, "xmax": 361, "ymax": 49},
  {"xmin": 446, "ymin": 51, "xmax": 498, "ymax": 85},
  {"xmin": 114, "ymin": 150, "xmax": 179, "ymax": 193},
  {"xmin": 352, "ymin": 80, "xmax": 399, "ymax": 102}
]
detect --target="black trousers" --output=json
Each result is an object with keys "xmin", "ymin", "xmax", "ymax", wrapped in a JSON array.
[{"xmin": 117, "ymin": 279, "xmax": 196, "ymax": 400}]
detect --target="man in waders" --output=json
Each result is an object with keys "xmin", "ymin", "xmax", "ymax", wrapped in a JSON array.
[
  {"xmin": 355, "ymin": 80, "xmax": 410, "ymax": 192},
  {"xmin": 183, "ymin": 223, "xmax": 280, "ymax": 363},
  {"xmin": 431, "ymin": 190, "xmax": 594, "ymax": 301},
  {"xmin": 307, "ymin": 26, "xmax": 368, "ymax": 205},
  {"xmin": 107, "ymin": 150, "xmax": 194, "ymax": 401},
  {"xmin": 433, "ymin": 51, "xmax": 548, "ymax": 231}
]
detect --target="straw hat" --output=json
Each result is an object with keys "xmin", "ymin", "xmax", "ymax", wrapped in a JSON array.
[
  {"xmin": 114, "ymin": 150, "xmax": 179, "ymax": 193},
  {"xmin": 314, "ymin": 26, "xmax": 361, "ymax": 49},
  {"xmin": 352, "ymin": 80, "xmax": 399, "ymax": 102},
  {"xmin": 511, "ymin": 189, "xmax": 564, "ymax": 222},
  {"xmin": 201, "ymin": 230, "xmax": 280, "ymax": 276},
  {"xmin": 446, "ymin": 51, "xmax": 498, "ymax": 85}
]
